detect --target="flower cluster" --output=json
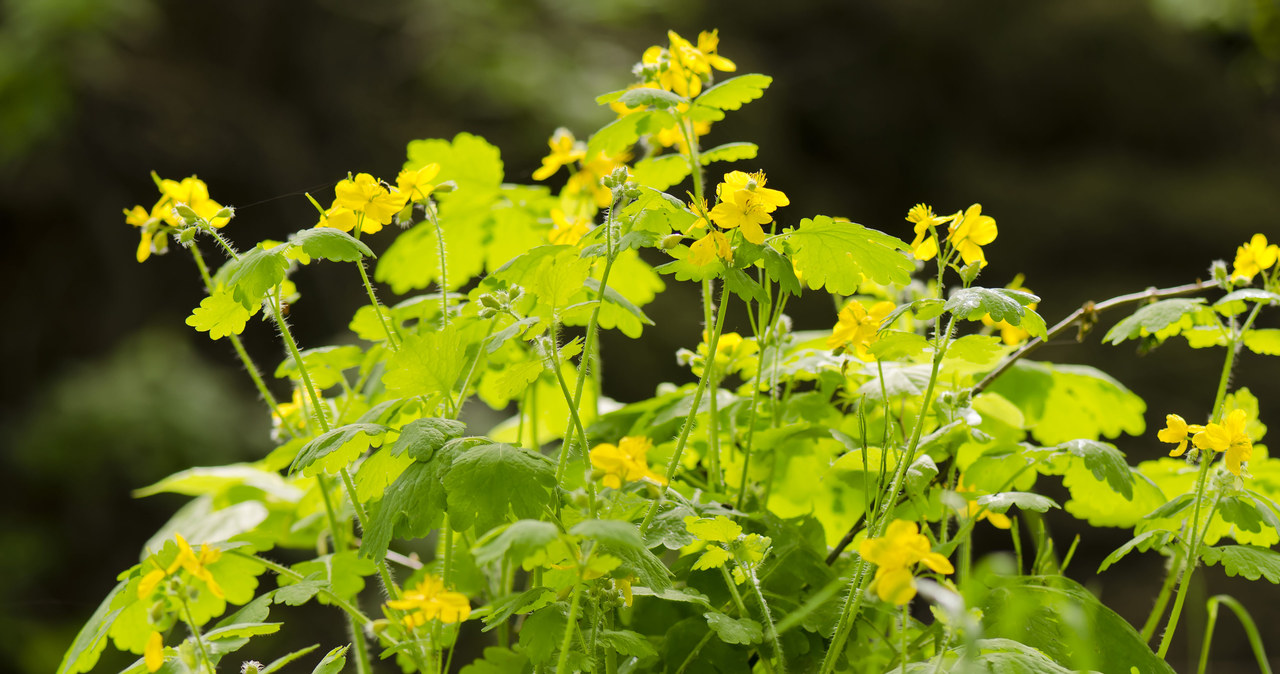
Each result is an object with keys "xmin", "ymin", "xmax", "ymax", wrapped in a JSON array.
[
  {"xmin": 385, "ymin": 574, "xmax": 471, "ymax": 627},
  {"xmin": 315, "ymin": 171, "xmax": 414, "ymax": 236},
  {"xmin": 1159, "ymin": 409, "xmax": 1254, "ymax": 476},
  {"xmin": 532, "ymin": 127, "xmax": 630, "ymax": 215},
  {"xmin": 680, "ymin": 330, "xmax": 758, "ymax": 379},
  {"xmin": 136, "ymin": 534, "xmax": 225, "ymax": 672},
  {"xmin": 707, "ymin": 170, "xmax": 790, "ymax": 245},
  {"xmin": 907, "ymin": 203, "xmax": 998, "ymax": 268},
  {"xmin": 858, "ymin": 519, "xmax": 954, "ymax": 605},
  {"xmin": 640, "ymin": 30, "xmax": 736, "ymax": 98},
  {"xmin": 123, "ymin": 175, "xmax": 230, "ymax": 262},
  {"xmin": 1232, "ymin": 233, "xmax": 1279, "ymax": 282},
  {"xmin": 828, "ymin": 300, "xmax": 896, "ymax": 359},
  {"xmin": 590, "ymin": 436, "xmax": 667, "ymax": 489}
]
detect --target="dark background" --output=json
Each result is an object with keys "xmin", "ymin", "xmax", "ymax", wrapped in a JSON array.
[{"xmin": 2, "ymin": 0, "xmax": 1279, "ymax": 671}]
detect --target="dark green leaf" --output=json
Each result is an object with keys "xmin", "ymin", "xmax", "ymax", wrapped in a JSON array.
[
  {"xmin": 704, "ymin": 611, "xmax": 763, "ymax": 645},
  {"xmin": 289, "ymin": 228, "xmax": 374, "ymax": 262},
  {"xmin": 444, "ymin": 442, "xmax": 556, "ymax": 535},
  {"xmin": 599, "ymin": 629, "xmax": 658, "ymax": 658},
  {"xmin": 473, "ymin": 520, "xmax": 560, "ymax": 566},
  {"xmin": 759, "ymin": 246, "xmax": 801, "ymax": 297},
  {"xmin": 361, "ymin": 443, "xmax": 461, "ymax": 561},
  {"xmin": 457, "ymin": 647, "xmax": 530, "ymax": 674},
  {"xmin": 390, "ymin": 417, "xmax": 468, "ymax": 461},
  {"xmin": 945, "ymin": 287, "xmax": 1040, "ymax": 328},
  {"xmin": 1098, "ymin": 530, "xmax": 1172, "ymax": 573},
  {"xmin": 1143, "ymin": 493, "xmax": 1194, "ymax": 521},
  {"xmin": 480, "ymin": 588, "xmax": 554, "ymax": 631},
  {"xmin": 1215, "ymin": 288, "xmax": 1280, "ymax": 307},
  {"xmin": 1200, "ymin": 544, "xmax": 1280, "ymax": 583},
  {"xmin": 519, "ymin": 605, "xmax": 566, "ymax": 665},
  {"xmin": 226, "ymin": 245, "xmax": 289, "ymax": 307},
  {"xmin": 723, "ymin": 267, "xmax": 768, "ymax": 304}
]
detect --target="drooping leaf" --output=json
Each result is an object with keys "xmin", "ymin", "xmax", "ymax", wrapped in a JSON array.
[
  {"xmin": 1200, "ymin": 544, "xmax": 1280, "ymax": 583},
  {"xmin": 288, "ymin": 227, "xmax": 374, "ymax": 262},
  {"xmin": 289, "ymin": 423, "xmax": 391, "ymax": 476},
  {"xmin": 473, "ymin": 520, "xmax": 560, "ymax": 566},
  {"xmin": 787, "ymin": 216, "xmax": 913, "ymax": 292},
  {"xmin": 519, "ymin": 605, "xmax": 566, "ymax": 665},
  {"xmin": 723, "ymin": 267, "xmax": 768, "ymax": 304},
  {"xmin": 618, "ymin": 87, "xmax": 687, "ymax": 109},
  {"xmin": 202, "ymin": 621, "xmax": 282, "ymax": 641},
  {"xmin": 444, "ymin": 442, "xmax": 556, "ymax": 535},
  {"xmin": 695, "ymin": 74, "xmax": 772, "ymax": 111},
  {"xmin": 978, "ymin": 492, "xmax": 1060, "ymax": 514},
  {"xmin": 1097, "ymin": 530, "xmax": 1173, "ymax": 573},
  {"xmin": 1051, "ymin": 439, "xmax": 1135, "ymax": 500},
  {"xmin": 945, "ymin": 288, "xmax": 1046, "ymax": 339},
  {"xmin": 759, "ymin": 246, "xmax": 802, "ymax": 297},
  {"xmin": 361, "ymin": 442, "xmax": 462, "ymax": 561},
  {"xmin": 583, "ymin": 278, "xmax": 654, "ymax": 328},
  {"xmin": 1102, "ymin": 299, "xmax": 1205, "ymax": 345},
  {"xmin": 186, "ymin": 289, "xmax": 253, "ymax": 340}
]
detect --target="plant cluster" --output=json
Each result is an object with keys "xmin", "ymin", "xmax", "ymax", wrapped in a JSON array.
[{"xmin": 64, "ymin": 29, "xmax": 1280, "ymax": 674}]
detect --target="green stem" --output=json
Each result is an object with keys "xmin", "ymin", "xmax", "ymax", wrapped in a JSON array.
[
  {"xmin": 737, "ymin": 292, "xmax": 786, "ymax": 510},
  {"xmin": 820, "ymin": 317, "xmax": 956, "ymax": 674},
  {"xmin": 442, "ymin": 513, "xmax": 454, "ymax": 587},
  {"xmin": 232, "ymin": 550, "xmax": 373, "ymax": 625},
  {"xmin": 1142, "ymin": 537, "xmax": 1188, "ymax": 641},
  {"xmin": 347, "ymin": 619, "xmax": 373, "ymax": 674},
  {"xmin": 555, "ymin": 584, "xmax": 585, "ymax": 673},
  {"xmin": 746, "ymin": 570, "xmax": 786, "ymax": 674},
  {"xmin": 545, "ymin": 331, "xmax": 599, "ymax": 519},
  {"xmin": 356, "ymin": 259, "xmax": 400, "ymax": 349},
  {"xmin": 1156, "ymin": 454, "xmax": 1214, "ymax": 660},
  {"xmin": 640, "ymin": 280, "xmax": 732, "ymax": 536},
  {"xmin": 717, "ymin": 566, "xmax": 775, "ymax": 674},
  {"xmin": 703, "ymin": 279, "xmax": 724, "ymax": 493},
  {"xmin": 1198, "ymin": 594, "xmax": 1273, "ymax": 674},
  {"xmin": 427, "ymin": 206, "xmax": 449, "ymax": 327},
  {"xmin": 176, "ymin": 593, "xmax": 213, "ymax": 671}
]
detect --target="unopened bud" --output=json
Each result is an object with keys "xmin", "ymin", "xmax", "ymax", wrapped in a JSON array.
[
  {"xmin": 178, "ymin": 228, "xmax": 197, "ymax": 245},
  {"xmin": 240, "ymin": 661, "xmax": 263, "ymax": 674},
  {"xmin": 659, "ymin": 233, "xmax": 684, "ymax": 250},
  {"xmin": 174, "ymin": 204, "xmax": 201, "ymax": 224},
  {"xmin": 434, "ymin": 180, "xmax": 457, "ymax": 194},
  {"xmin": 1210, "ymin": 259, "xmax": 1229, "ymax": 286}
]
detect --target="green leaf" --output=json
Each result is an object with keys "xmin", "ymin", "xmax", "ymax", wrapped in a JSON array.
[
  {"xmin": 288, "ymin": 228, "xmax": 374, "ymax": 262},
  {"xmin": 56, "ymin": 578, "xmax": 127, "ymax": 674},
  {"xmin": 361, "ymin": 441, "xmax": 462, "ymax": 561},
  {"xmin": 203, "ymin": 621, "xmax": 282, "ymax": 641},
  {"xmin": 312, "ymin": 645, "xmax": 349, "ymax": 674},
  {"xmin": 1200, "ymin": 544, "xmax": 1280, "ymax": 582},
  {"xmin": 1144, "ymin": 493, "xmax": 1194, "ymax": 521},
  {"xmin": 944, "ymin": 334, "xmax": 1004, "ymax": 367},
  {"xmin": 1097, "ymin": 530, "xmax": 1172, "ymax": 573},
  {"xmin": 987, "ymin": 361, "xmax": 1146, "ymax": 445},
  {"xmin": 693, "ymin": 546, "xmax": 731, "ymax": 570},
  {"xmin": 1215, "ymin": 288, "xmax": 1280, "ymax": 307},
  {"xmin": 458, "ymin": 647, "xmax": 530, "ymax": 674},
  {"xmin": 1245, "ymin": 328, "xmax": 1280, "ymax": 355},
  {"xmin": 704, "ymin": 611, "xmax": 763, "ymax": 645},
  {"xmin": 289, "ymin": 423, "xmax": 391, "ymax": 476},
  {"xmin": 404, "ymin": 132, "xmax": 504, "ymax": 195},
  {"xmin": 260, "ymin": 645, "xmax": 321, "ymax": 674},
  {"xmin": 274, "ymin": 577, "xmax": 326, "ymax": 606},
  {"xmin": 569, "ymin": 519, "xmax": 644, "ymax": 548},
  {"xmin": 571, "ymin": 519, "xmax": 671, "ymax": 591},
  {"xmin": 287, "ymin": 551, "xmax": 376, "ymax": 606},
  {"xmin": 787, "ymin": 216, "xmax": 913, "ymax": 293},
  {"xmin": 226, "ymin": 245, "xmax": 289, "ymax": 306},
  {"xmin": 584, "ymin": 277, "xmax": 653, "ymax": 326},
  {"xmin": 481, "ymin": 587, "xmax": 554, "ymax": 631},
  {"xmin": 375, "ymin": 217, "xmax": 485, "ymax": 294},
  {"xmin": 599, "ymin": 629, "xmax": 658, "ymax": 658},
  {"xmin": 587, "ymin": 111, "xmax": 654, "ymax": 158},
  {"xmin": 695, "ymin": 74, "xmax": 772, "ymax": 110},
  {"xmin": 390, "ymin": 417, "xmax": 468, "ymax": 461},
  {"xmin": 519, "ymin": 606, "xmax": 565, "ymax": 665},
  {"xmin": 382, "ymin": 323, "xmax": 475, "ymax": 407},
  {"xmin": 1053, "ymin": 439, "xmax": 1135, "ymax": 500},
  {"xmin": 618, "ymin": 86, "xmax": 686, "ymax": 109},
  {"xmin": 473, "ymin": 520, "xmax": 560, "ymax": 566},
  {"xmin": 982, "ymin": 576, "xmax": 1174, "ymax": 673},
  {"xmin": 686, "ymin": 515, "xmax": 743, "ymax": 543},
  {"xmin": 186, "ymin": 289, "xmax": 252, "ymax": 340},
  {"xmin": 946, "ymin": 287, "xmax": 1039, "ymax": 323},
  {"xmin": 444, "ymin": 442, "xmax": 556, "ymax": 535},
  {"xmin": 759, "ymin": 246, "xmax": 801, "ymax": 297},
  {"xmin": 1102, "ymin": 299, "xmax": 1205, "ymax": 345},
  {"xmin": 977, "ymin": 492, "xmax": 1060, "ymax": 514},
  {"xmin": 700, "ymin": 142, "xmax": 759, "ymax": 165},
  {"xmin": 723, "ymin": 267, "xmax": 768, "ymax": 304},
  {"xmin": 632, "ymin": 154, "xmax": 691, "ymax": 191},
  {"xmin": 274, "ymin": 345, "xmax": 363, "ymax": 390}
]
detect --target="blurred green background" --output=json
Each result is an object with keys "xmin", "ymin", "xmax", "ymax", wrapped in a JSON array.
[{"xmin": 2, "ymin": 0, "xmax": 1279, "ymax": 671}]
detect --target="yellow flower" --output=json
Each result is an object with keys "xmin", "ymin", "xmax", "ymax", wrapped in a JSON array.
[
  {"xmin": 533, "ymin": 128, "xmax": 586, "ymax": 181},
  {"xmin": 124, "ymin": 204, "xmax": 164, "ymax": 263},
  {"xmin": 858, "ymin": 519, "xmax": 954, "ymax": 605},
  {"xmin": 333, "ymin": 173, "xmax": 408, "ymax": 233},
  {"xmin": 590, "ymin": 436, "xmax": 667, "ymax": 489},
  {"xmin": 947, "ymin": 204, "xmax": 997, "ymax": 267},
  {"xmin": 386, "ymin": 575, "xmax": 471, "ymax": 627},
  {"xmin": 1192, "ymin": 409, "xmax": 1253, "ymax": 476},
  {"xmin": 654, "ymin": 116, "xmax": 711, "ymax": 154},
  {"xmin": 138, "ymin": 534, "xmax": 224, "ymax": 601},
  {"xmin": 905, "ymin": 203, "xmax": 951, "ymax": 262},
  {"xmin": 827, "ymin": 300, "xmax": 895, "ymax": 358},
  {"xmin": 695, "ymin": 30, "xmax": 736, "ymax": 73},
  {"xmin": 396, "ymin": 163, "xmax": 441, "ymax": 202},
  {"xmin": 1158, "ymin": 413, "xmax": 1205, "ymax": 458},
  {"xmin": 688, "ymin": 229, "xmax": 732, "ymax": 265},
  {"xmin": 689, "ymin": 330, "xmax": 757, "ymax": 378},
  {"xmin": 158, "ymin": 176, "xmax": 230, "ymax": 228},
  {"xmin": 708, "ymin": 171, "xmax": 788, "ymax": 245},
  {"xmin": 1231, "ymin": 233, "xmax": 1280, "ymax": 282},
  {"xmin": 548, "ymin": 208, "xmax": 591, "ymax": 245},
  {"xmin": 956, "ymin": 479, "xmax": 1012, "ymax": 529},
  {"xmin": 144, "ymin": 631, "xmax": 165, "ymax": 672},
  {"xmin": 315, "ymin": 206, "xmax": 359, "ymax": 233}
]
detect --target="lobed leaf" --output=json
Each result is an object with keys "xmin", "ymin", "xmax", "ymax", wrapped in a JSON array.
[
  {"xmin": 1102, "ymin": 298, "xmax": 1204, "ymax": 345},
  {"xmin": 444, "ymin": 442, "xmax": 556, "ymax": 535},
  {"xmin": 695, "ymin": 74, "xmax": 772, "ymax": 111},
  {"xmin": 699, "ymin": 142, "xmax": 759, "ymax": 165},
  {"xmin": 288, "ymin": 227, "xmax": 374, "ymax": 262},
  {"xmin": 289, "ymin": 423, "xmax": 391, "ymax": 476},
  {"xmin": 186, "ymin": 289, "xmax": 253, "ymax": 340},
  {"xmin": 1200, "ymin": 544, "xmax": 1280, "ymax": 583},
  {"xmin": 787, "ymin": 215, "xmax": 913, "ymax": 293}
]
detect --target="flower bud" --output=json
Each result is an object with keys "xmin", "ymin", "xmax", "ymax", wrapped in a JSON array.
[
  {"xmin": 240, "ymin": 661, "xmax": 264, "ymax": 674},
  {"xmin": 1210, "ymin": 259, "xmax": 1229, "ymax": 286},
  {"xmin": 177, "ymin": 228, "xmax": 197, "ymax": 245},
  {"xmin": 659, "ymin": 233, "xmax": 684, "ymax": 250}
]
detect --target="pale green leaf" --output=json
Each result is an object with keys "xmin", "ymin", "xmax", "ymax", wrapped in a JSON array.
[
  {"xmin": 632, "ymin": 153, "xmax": 692, "ymax": 191},
  {"xmin": 978, "ymin": 492, "xmax": 1059, "ymax": 514},
  {"xmin": 699, "ymin": 142, "xmax": 759, "ymax": 165},
  {"xmin": 288, "ymin": 423, "xmax": 390, "ymax": 476},
  {"xmin": 288, "ymin": 228, "xmax": 373, "ymax": 262},
  {"xmin": 226, "ymin": 245, "xmax": 289, "ymax": 306},
  {"xmin": 1245, "ymin": 328, "xmax": 1280, "ymax": 355},
  {"xmin": 695, "ymin": 74, "xmax": 772, "ymax": 111},
  {"xmin": 473, "ymin": 520, "xmax": 560, "ymax": 566},
  {"xmin": 703, "ymin": 611, "xmax": 763, "ymax": 645},
  {"xmin": 787, "ymin": 215, "xmax": 913, "ymax": 292},
  {"xmin": 1102, "ymin": 299, "xmax": 1205, "ymax": 345},
  {"xmin": 618, "ymin": 87, "xmax": 686, "ymax": 109},
  {"xmin": 312, "ymin": 645, "xmax": 348, "ymax": 674},
  {"xmin": 56, "ymin": 578, "xmax": 127, "ymax": 674},
  {"xmin": 186, "ymin": 289, "xmax": 252, "ymax": 340},
  {"xmin": 587, "ymin": 111, "xmax": 654, "ymax": 158}
]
